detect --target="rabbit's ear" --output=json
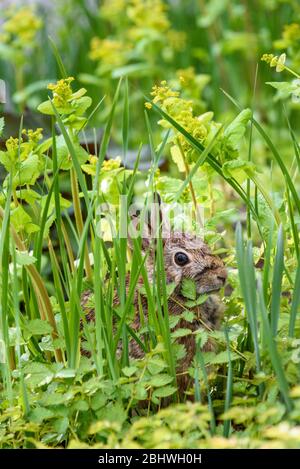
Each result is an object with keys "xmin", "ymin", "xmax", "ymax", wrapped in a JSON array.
[
  {"xmin": 127, "ymin": 192, "xmax": 169, "ymax": 251},
  {"xmin": 127, "ymin": 207, "xmax": 151, "ymax": 252}
]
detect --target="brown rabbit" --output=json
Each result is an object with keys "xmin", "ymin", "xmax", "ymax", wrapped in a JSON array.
[{"xmin": 81, "ymin": 225, "xmax": 227, "ymax": 397}]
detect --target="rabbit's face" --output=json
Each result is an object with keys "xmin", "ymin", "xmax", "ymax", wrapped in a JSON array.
[{"xmin": 163, "ymin": 232, "xmax": 227, "ymax": 295}]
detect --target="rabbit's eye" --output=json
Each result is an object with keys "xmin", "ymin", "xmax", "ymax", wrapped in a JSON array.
[{"xmin": 174, "ymin": 252, "xmax": 189, "ymax": 266}]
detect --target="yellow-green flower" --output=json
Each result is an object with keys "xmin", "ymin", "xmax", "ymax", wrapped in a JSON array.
[
  {"xmin": 2, "ymin": 7, "xmax": 42, "ymax": 48},
  {"xmin": 89, "ymin": 37, "xmax": 128, "ymax": 68},
  {"xmin": 101, "ymin": 157, "xmax": 122, "ymax": 172},
  {"xmin": 47, "ymin": 77, "xmax": 75, "ymax": 110},
  {"xmin": 274, "ymin": 23, "xmax": 300, "ymax": 49},
  {"xmin": 150, "ymin": 81, "xmax": 180, "ymax": 104},
  {"xmin": 127, "ymin": 0, "xmax": 170, "ymax": 31},
  {"xmin": 148, "ymin": 81, "xmax": 216, "ymax": 163},
  {"xmin": 261, "ymin": 53, "xmax": 286, "ymax": 72},
  {"xmin": 3, "ymin": 128, "xmax": 43, "ymax": 163},
  {"xmin": 5, "ymin": 136, "xmax": 20, "ymax": 156},
  {"xmin": 166, "ymin": 30, "xmax": 186, "ymax": 51},
  {"xmin": 101, "ymin": 0, "xmax": 127, "ymax": 18}
]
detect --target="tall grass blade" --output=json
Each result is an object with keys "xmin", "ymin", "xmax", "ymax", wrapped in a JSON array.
[
  {"xmin": 223, "ymin": 326, "xmax": 233, "ymax": 438},
  {"xmin": 258, "ymin": 276, "xmax": 293, "ymax": 413},
  {"xmin": 288, "ymin": 258, "xmax": 300, "ymax": 337},
  {"xmin": 270, "ymin": 225, "xmax": 284, "ymax": 336}
]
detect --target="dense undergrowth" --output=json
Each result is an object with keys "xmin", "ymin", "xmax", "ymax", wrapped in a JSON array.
[{"xmin": 0, "ymin": 0, "xmax": 300, "ymax": 449}]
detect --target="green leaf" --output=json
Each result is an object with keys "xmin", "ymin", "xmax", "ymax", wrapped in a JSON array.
[
  {"xmin": 56, "ymin": 135, "xmax": 89, "ymax": 170},
  {"xmin": 37, "ymin": 100, "xmax": 56, "ymax": 115},
  {"xmin": 12, "ymin": 154, "xmax": 40, "ymax": 188},
  {"xmin": 29, "ymin": 407, "xmax": 55, "ymax": 423},
  {"xmin": 266, "ymin": 81, "xmax": 300, "ymax": 100},
  {"xmin": 170, "ymin": 145, "xmax": 186, "ymax": 172},
  {"xmin": 72, "ymin": 400, "xmax": 89, "ymax": 412},
  {"xmin": 185, "ymin": 294, "xmax": 208, "ymax": 308},
  {"xmin": 54, "ymin": 417, "xmax": 69, "ymax": 434},
  {"xmin": 16, "ymin": 188, "xmax": 41, "ymax": 205},
  {"xmin": 224, "ymin": 108, "xmax": 252, "ymax": 148},
  {"xmin": 122, "ymin": 366, "xmax": 138, "ymax": 377},
  {"xmin": 0, "ymin": 150, "xmax": 13, "ymax": 172},
  {"xmin": 24, "ymin": 319, "xmax": 53, "ymax": 336},
  {"xmin": 73, "ymin": 96, "xmax": 92, "ymax": 116},
  {"xmin": 148, "ymin": 374, "xmax": 174, "ymax": 387},
  {"xmin": 147, "ymin": 357, "xmax": 167, "ymax": 375},
  {"xmin": 209, "ymin": 350, "xmax": 239, "ymax": 364},
  {"xmin": 11, "ymin": 205, "xmax": 39, "ymax": 234},
  {"xmin": 152, "ymin": 385, "xmax": 177, "ymax": 400},
  {"xmin": 182, "ymin": 310, "xmax": 195, "ymax": 322},
  {"xmin": 15, "ymin": 250, "xmax": 37, "ymax": 266},
  {"xmin": 55, "ymin": 369, "xmax": 76, "ymax": 379},
  {"xmin": 171, "ymin": 328, "xmax": 192, "ymax": 339},
  {"xmin": 222, "ymin": 160, "xmax": 256, "ymax": 184},
  {"xmin": 181, "ymin": 278, "xmax": 196, "ymax": 300}
]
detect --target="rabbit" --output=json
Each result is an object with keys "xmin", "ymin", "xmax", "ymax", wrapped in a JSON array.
[{"xmin": 81, "ymin": 202, "xmax": 227, "ymax": 397}]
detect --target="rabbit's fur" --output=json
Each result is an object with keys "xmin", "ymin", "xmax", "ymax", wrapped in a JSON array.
[{"xmin": 81, "ymin": 230, "xmax": 227, "ymax": 396}]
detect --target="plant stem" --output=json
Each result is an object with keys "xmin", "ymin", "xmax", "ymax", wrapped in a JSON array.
[
  {"xmin": 70, "ymin": 167, "xmax": 92, "ymax": 280},
  {"xmin": 176, "ymin": 138, "xmax": 203, "ymax": 229}
]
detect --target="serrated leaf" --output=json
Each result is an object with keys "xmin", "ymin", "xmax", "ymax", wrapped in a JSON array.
[
  {"xmin": 25, "ymin": 319, "xmax": 53, "ymax": 336},
  {"xmin": 209, "ymin": 350, "xmax": 239, "ymax": 364},
  {"xmin": 171, "ymin": 328, "xmax": 192, "ymax": 339},
  {"xmin": 185, "ymin": 294, "xmax": 208, "ymax": 308},
  {"xmin": 182, "ymin": 310, "xmax": 195, "ymax": 322},
  {"xmin": 29, "ymin": 407, "xmax": 55, "ymax": 423},
  {"xmin": 15, "ymin": 250, "xmax": 37, "ymax": 266},
  {"xmin": 152, "ymin": 385, "xmax": 177, "ymax": 399},
  {"xmin": 73, "ymin": 400, "xmax": 89, "ymax": 412},
  {"xmin": 181, "ymin": 278, "xmax": 196, "ymax": 300},
  {"xmin": 148, "ymin": 374, "xmax": 174, "ymax": 387},
  {"xmin": 147, "ymin": 357, "xmax": 167, "ymax": 375},
  {"xmin": 11, "ymin": 205, "xmax": 39, "ymax": 234},
  {"xmin": 122, "ymin": 366, "xmax": 138, "ymax": 377}
]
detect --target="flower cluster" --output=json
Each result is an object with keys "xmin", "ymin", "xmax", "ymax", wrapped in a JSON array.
[
  {"xmin": 150, "ymin": 80, "xmax": 180, "ymax": 104},
  {"xmin": 38, "ymin": 77, "xmax": 92, "ymax": 129},
  {"xmin": 166, "ymin": 30, "xmax": 187, "ymax": 52},
  {"xmin": 148, "ymin": 81, "xmax": 217, "ymax": 163},
  {"xmin": 0, "ymin": 127, "xmax": 46, "ymax": 199},
  {"xmin": 0, "ymin": 7, "xmax": 42, "ymax": 49},
  {"xmin": 261, "ymin": 53, "xmax": 286, "ymax": 72},
  {"xmin": 47, "ymin": 77, "xmax": 75, "ymax": 110},
  {"xmin": 3, "ymin": 128, "xmax": 43, "ymax": 163},
  {"xmin": 100, "ymin": 0, "xmax": 126, "ymax": 18},
  {"xmin": 273, "ymin": 23, "xmax": 300, "ymax": 71},
  {"xmin": 90, "ymin": 0, "xmax": 185, "ymax": 74},
  {"xmin": 89, "ymin": 38, "xmax": 128, "ymax": 69},
  {"xmin": 274, "ymin": 23, "xmax": 300, "ymax": 50},
  {"xmin": 127, "ymin": 0, "xmax": 170, "ymax": 32},
  {"xmin": 147, "ymin": 81, "xmax": 253, "ymax": 183},
  {"xmin": 101, "ymin": 157, "xmax": 122, "ymax": 172}
]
